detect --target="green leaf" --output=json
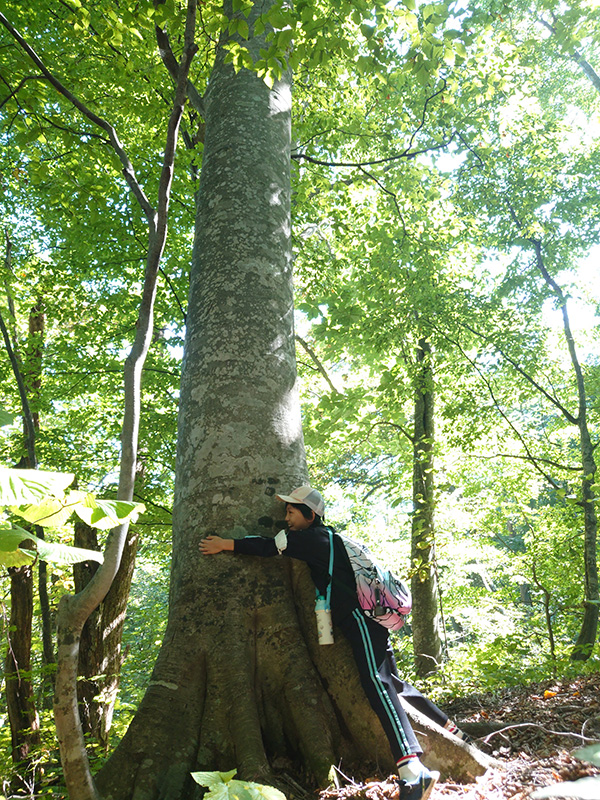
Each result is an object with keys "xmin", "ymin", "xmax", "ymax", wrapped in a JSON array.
[
  {"xmin": 0, "ymin": 527, "xmax": 37, "ymax": 566},
  {"xmin": 190, "ymin": 772, "xmax": 286, "ymax": 800},
  {"xmin": 191, "ymin": 770, "xmax": 238, "ymax": 789},
  {"xmin": 247, "ymin": 784, "xmax": 286, "ymax": 800},
  {"xmin": 10, "ymin": 490, "xmax": 88, "ymax": 528},
  {"xmin": 443, "ymin": 47, "xmax": 455, "ymax": 66},
  {"xmin": 0, "ymin": 526, "xmax": 103, "ymax": 566},
  {"xmin": 74, "ymin": 498, "xmax": 145, "ymax": 530},
  {"xmin": 575, "ymin": 744, "xmax": 600, "ymax": 767},
  {"xmin": 0, "ymin": 468, "xmax": 74, "ymax": 507},
  {"xmin": 360, "ymin": 24, "xmax": 375, "ymax": 39}
]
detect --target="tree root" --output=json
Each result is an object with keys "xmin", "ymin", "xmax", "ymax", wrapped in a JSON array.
[{"xmin": 402, "ymin": 700, "xmax": 499, "ymax": 781}]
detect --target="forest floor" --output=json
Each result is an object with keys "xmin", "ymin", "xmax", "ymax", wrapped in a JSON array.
[{"xmin": 318, "ymin": 672, "xmax": 600, "ymax": 800}]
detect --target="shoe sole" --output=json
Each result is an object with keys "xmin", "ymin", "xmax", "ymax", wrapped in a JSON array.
[{"xmin": 421, "ymin": 771, "xmax": 439, "ymax": 800}]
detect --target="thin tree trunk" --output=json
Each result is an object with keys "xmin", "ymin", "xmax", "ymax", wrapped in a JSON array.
[
  {"xmin": 4, "ymin": 565, "xmax": 41, "ymax": 783},
  {"xmin": 1, "ymin": 246, "xmax": 43, "ymax": 778},
  {"xmin": 25, "ymin": 300, "xmax": 55, "ymax": 700},
  {"xmin": 531, "ymin": 242, "xmax": 599, "ymax": 659},
  {"xmin": 410, "ymin": 338, "xmax": 443, "ymax": 677},
  {"xmin": 73, "ymin": 519, "xmax": 104, "ymax": 739},
  {"xmin": 572, "ymin": 434, "xmax": 599, "ymax": 659},
  {"xmin": 23, "ymin": 5, "xmax": 199, "ymax": 797}
]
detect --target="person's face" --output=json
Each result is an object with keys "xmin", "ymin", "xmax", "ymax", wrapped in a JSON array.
[{"xmin": 285, "ymin": 504, "xmax": 314, "ymax": 531}]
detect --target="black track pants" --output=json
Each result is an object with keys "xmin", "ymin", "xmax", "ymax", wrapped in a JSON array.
[{"xmin": 339, "ymin": 609, "xmax": 449, "ymax": 763}]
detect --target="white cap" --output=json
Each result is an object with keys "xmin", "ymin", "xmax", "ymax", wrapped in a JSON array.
[{"xmin": 276, "ymin": 485, "xmax": 325, "ymax": 517}]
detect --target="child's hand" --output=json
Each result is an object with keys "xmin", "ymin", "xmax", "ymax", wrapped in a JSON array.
[{"xmin": 200, "ymin": 535, "xmax": 232, "ymax": 555}]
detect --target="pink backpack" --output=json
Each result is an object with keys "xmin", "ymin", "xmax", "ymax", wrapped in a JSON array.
[{"xmin": 331, "ymin": 531, "xmax": 412, "ymax": 631}]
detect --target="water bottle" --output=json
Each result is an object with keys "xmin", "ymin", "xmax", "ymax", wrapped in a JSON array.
[{"xmin": 315, "ymin": 596, "xmax": 334, "ymax": 645}]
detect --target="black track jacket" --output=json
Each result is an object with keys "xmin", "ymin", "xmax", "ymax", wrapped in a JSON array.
[{"xmin": 233, "ymin": 523, "xmax": 360, "ymax": 624}]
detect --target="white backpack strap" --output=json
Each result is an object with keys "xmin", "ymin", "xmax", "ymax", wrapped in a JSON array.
[{"xmin": 274, "ymin": 530, "xmax": 288, "ymax": 554}]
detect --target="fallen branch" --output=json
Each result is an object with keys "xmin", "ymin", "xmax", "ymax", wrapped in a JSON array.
[{"xmin": 482, "ymin": 723, "xmax": 600, "ymax": 745}]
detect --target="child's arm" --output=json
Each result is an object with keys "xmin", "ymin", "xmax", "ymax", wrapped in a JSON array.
[{"xmin": 200, "ymin": 535, "xmax": 234, "ymax": 555}]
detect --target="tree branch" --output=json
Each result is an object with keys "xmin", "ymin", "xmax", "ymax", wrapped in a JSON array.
[
  {"xmin": 46, "ymin": 3, "xmax": 198, "ymax": 796},
  {"xmin": 291, "ymin": 134, "xmax": 456, "ymax": 168},
  {"xmin": 472, "ymin": 451, "xmax": 580, "ymax": 473},
  {"xmin": 295, "ymin": 335, "xmax": 341, "ymax": 394},
  {"xmin": 0, "ymin": 11, "xmax": 155, "ymax": 223},
  {"xmin": 155, "ymin": 22, "xmax": 205, "ymax": 116},
  {"xmin": 459, "ymin": 318, "xmax": 579, "ymax": 425},
  {"xmin": 0, "ymin": 74, "xmax": 44, "ymax": 110},
  {"xmin": 442, "ymin": 330, "xmax": 563, "ymax": 490},
  {"xmin": 530, "ymin": 239, "xmax": 587, "ymax": 429},
  {"xmin": 292, "ymin": 81, "xmax": 451, "ymax": 168},
  {"xmin": 537, "ymin": 16, "xmax": 600, "ymax": 94}
]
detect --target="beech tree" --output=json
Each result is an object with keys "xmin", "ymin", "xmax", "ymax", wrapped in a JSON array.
[{"xmin": 95, "ymin": 1, "xmax": 488, "ymax": 797}]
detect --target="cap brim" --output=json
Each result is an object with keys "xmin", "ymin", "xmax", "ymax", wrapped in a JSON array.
[{"xmin": 275, "ymin": 494, "xmax": 296, "ymax": 504}]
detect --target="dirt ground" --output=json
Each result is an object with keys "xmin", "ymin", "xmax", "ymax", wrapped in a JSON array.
[{"xmin": 319, "ymin": 673, "xmax": 600, "ymax": 800}]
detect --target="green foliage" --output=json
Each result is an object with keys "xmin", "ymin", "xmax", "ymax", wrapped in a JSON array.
[
  {"xmin": 0, "ymin": 467, "xmax": 144, "ymax": 566},
  {"xmin": 191, "ymin": 770, "xmax": 286, "ymax": 800},
  {"xmin": 0, "ymin": 468, "xmax": 74, "ymax": 506},
  {"xmin": 0, "ymin": 708, "xmax": 66, "ymax": 798},
  {"xmin": 0, "ymin": 523, "xmax": 103, "ymax": 568},
  {"xmin": 118, "ymin": 557, "xmax": 169, "ymax": 713}
]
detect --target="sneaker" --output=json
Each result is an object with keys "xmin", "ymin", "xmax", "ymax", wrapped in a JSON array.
[
  {"xmin": 397, "ymin": 767, "xmax": 440, "ymax": 800},
  {"xmin": 456, "ymin": 730, "xmax": 473, "ymax": 744}
]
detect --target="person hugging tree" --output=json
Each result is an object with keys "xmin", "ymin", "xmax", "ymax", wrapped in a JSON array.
[{"xmin": 200, "ymin": 485, "xmax": 469, "ymax": 800}]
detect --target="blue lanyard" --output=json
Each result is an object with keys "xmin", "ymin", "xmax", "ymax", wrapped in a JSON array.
[{"xmin": 316, "ymin": 529, "xmax": 334, "ymax": 609}]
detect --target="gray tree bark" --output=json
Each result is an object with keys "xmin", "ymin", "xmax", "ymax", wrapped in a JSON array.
[{"xmin": 95, "ymin": 8, "xmax": 491, "ymax": 799}]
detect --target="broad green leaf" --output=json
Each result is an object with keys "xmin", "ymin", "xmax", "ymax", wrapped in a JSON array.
[
  {"xmin": 246, "ymin": 784, "xmax": 286, "ymax": 800},
  {"xmin": 0, "ymin": 529, "xmax": 36, "ymax": 566},
  {"xmin": 208, "ymin": 784, "xmax": 233, "ymax": 800},
  {"xmin": 191, "ymin": 771, "xmax": 238, "ymax": 789},
  {"xmin": 10, "ymin": 490, "xmax": 88, "ymax": 528},
  {"xmin": 0, "ymin": 469, "xmax": 74, "ymax": 507},
  {"xmin": 191, "ymin": 773, "xmax": 285, "ymax": 800},
  {"xmin": 0, "ymin": 526, "xmax": 103, "ymax": 566},
  {"xmin": 74, "ymin": 498, "xmax": 145, "ymax": 530}
]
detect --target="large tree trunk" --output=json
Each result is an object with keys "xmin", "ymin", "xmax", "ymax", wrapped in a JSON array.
[
  {"xmin": 410, "ymin": 338, "xmax": 443, "ymax": 677},
  {"xmin": 95, "ymin": 8, "xmax": 491, "ymax": 798},
  {"xmin": 95, "ymin": 6, "xmax": 392, "ymax": 797}
]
